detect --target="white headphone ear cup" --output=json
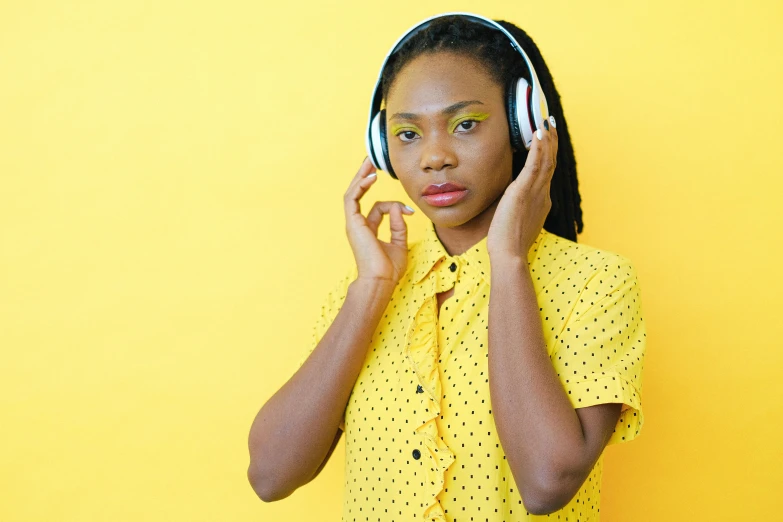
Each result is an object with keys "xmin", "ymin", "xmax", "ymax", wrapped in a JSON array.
[
  {"xmin": 369, "ymin": 111, "xmax": 388, "ymax": 172},
  {"xmin": 378, "ymin": 109, "xmax": 396, "ymax": 178},
  {"xmin": 530, "ymin": 78, "xmax": 550, "ymax": 132},
  {"xmin": 513, "ymin": 77, "xmax": 535, "ymax": 150}
]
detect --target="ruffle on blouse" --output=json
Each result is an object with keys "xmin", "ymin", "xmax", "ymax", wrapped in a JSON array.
[
  {"xmin": 398, "ymin": 223, "xmax": 549, "ymax": 520},
  {"xmin": 403, "ymin": 264, "xmax": 457, "ymax": 522}
]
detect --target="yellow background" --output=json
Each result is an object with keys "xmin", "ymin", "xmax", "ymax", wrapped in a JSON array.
[{"xmin": 2, "ymin": 1, "xmax": 781, "ymax": 520}]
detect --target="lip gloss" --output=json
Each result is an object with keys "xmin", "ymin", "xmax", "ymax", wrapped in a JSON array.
[{"xmin": 422, "ymin": 190, "xmax": 468, "ymax": 207}]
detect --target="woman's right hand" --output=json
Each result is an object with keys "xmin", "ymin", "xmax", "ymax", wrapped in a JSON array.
[{"xmin": 344, "ymin": 157, "xmax": 415, "ymax": 285}]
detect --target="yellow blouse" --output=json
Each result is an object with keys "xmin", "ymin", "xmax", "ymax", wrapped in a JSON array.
[{"xmin": 298, "ymin": 222, "xmax": 646, "ymax": 521}]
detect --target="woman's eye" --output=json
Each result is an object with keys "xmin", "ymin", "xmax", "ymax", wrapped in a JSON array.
[
  {"xmin": 455, "ymin": 119, "xmax": 478, "ymax": 132},
  {"xmin": 397, "ymin": 130, "xmax": 419, "ymax": 142}
]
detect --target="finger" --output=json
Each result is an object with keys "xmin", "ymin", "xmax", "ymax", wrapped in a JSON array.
[
  {"xmin": 388, "ymin": 202, "xmax": 408, "ymax": 248},
  {"xmin": 531, "ymin": 122, "xmax": 556, "ymax": 192},
  {"xmin": 345, "ymin": 156, "xmax": 377, "ymax": 200},
  {"xmin": 548, "ymin": 116, "xmax": 559, "ymax": 170},
  {"xmin": 344, "ymin": 160, "xmax": 378, "ymax": 221},
  {"xmin": 544, "ymin": 114, "xmax": 557, "ymax": 149},
  {"xmin": 514, "ymin": 127, "xmax": 545, "ymax": 190},
  {"xmin": 366, "ymin": 201, "xmax": 414, "ymax": 236},
  {"xmin": 366, "ymin": 201, "xmax": 393, "ymax": 236},
  {"xmin": 354, "ymin": 156, "xmax": 377, "ymax": 182}
]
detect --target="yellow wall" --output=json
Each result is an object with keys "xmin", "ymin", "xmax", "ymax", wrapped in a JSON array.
[{"xmin": 2, "ymin": 1, "xmax": 781, "ymax": 520}]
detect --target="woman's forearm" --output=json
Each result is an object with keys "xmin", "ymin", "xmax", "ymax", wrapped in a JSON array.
[
  {"xmin": 247, "ymin": 277, "xmax": 395, "ymax": 502},
  {"xmin": 487, "ymin": 256, "xmax": 586, "ymax": 513}
]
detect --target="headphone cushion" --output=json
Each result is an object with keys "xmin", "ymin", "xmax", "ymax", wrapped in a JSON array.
[
  {"xmin": 378, "ymin": 109, "xmax": 396, "ymax": 178},
  {"xmin": 369, "ymin": 110, "xmax": 392, "ymax": 176},
  {"xmin": 506, "ymin": 78, "xmax": 523, "ymax": 151}
]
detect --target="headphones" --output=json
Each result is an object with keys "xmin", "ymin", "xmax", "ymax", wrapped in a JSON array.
[{"xmin": 365, "ymin": 11, "xmax": 550, "ymax": 179}]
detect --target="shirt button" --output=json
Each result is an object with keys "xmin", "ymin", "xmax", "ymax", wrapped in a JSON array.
[
  {"xmin": 449, "ymin": 262, "xmax": 457, "ymax": 272},
  {"xmin": 416, "ymin": 384, "xmax": 424, "ymax": 394},
  {"xmin": 412, "ymin": 449, "xmax": 421, "ymax": 460}
]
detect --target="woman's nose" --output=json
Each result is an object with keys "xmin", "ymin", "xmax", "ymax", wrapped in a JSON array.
[{"xmin": 419, "ymin": 134, "xmax": 457, "ymax": 171}]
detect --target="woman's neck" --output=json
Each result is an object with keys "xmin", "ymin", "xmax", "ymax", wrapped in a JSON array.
[{"xmin": 432, "ymin": 196, "xmax": 500, "ymax": 256}]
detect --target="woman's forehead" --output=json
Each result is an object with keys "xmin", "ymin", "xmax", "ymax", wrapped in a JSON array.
[{"xmin": 386, "ymin": 54, "xmax": 503, "ymax": 111}]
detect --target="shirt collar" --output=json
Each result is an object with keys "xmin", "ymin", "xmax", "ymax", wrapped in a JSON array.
[{"xmin": 409, "ymin": 221, "xmax": 548, "ymax": 286}]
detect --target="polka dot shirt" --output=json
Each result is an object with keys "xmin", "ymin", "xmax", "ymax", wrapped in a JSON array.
[{"xmin": 298, "ymin": 221, "xmax": 647, "ymax": 521}]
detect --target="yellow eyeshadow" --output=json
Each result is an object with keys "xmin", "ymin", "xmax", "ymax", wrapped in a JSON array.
[
  {"xmin": 390, "ymin": 124, "xmax": 422, "ymax": 135},
  {"xmin": 448, "ymin": 112, "xmax": 490, "ymax": 133},
  {"xmin": 389, "ymin": 112, "xmax": 491, "ymax": 136}
]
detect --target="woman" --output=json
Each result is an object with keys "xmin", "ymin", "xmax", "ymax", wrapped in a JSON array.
[{"xmin": 248, "ymin": 13, "xmax": 646, "ymax": 521}]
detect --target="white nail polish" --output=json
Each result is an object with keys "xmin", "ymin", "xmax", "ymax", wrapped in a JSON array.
[
  {"xmin": 404, "ymin": 205, "xmax": 414, "ymax": 212},
  {"xmin": 549, "ymin": 115, "xmax": 557, "ymax": 128},
  {"xmin": 536, "ymin": 129, "xmax": 543, "ymax": 140},
  {"xmin": 367, "ymin": 173, "xmax": 377, "ymax": 178}
]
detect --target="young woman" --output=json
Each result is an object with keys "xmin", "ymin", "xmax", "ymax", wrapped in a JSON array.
[{"xmin": 248, "ymin": 13, "xmax": 646, "ymax": 522}]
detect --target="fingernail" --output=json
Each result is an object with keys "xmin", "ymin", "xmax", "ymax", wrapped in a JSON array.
[
  {"xmin": 549, "ymin": 115, "xmax": 557, "ymax": 128},
  {"xmin": 404, "ymin": 205, "xmax": 415, "ymax": 212},
  {"xmin": 367, "ymin": 173, "xmax": 377, "ymax": 178},
  {"xmin": 543, "ymin": 119, "xmax": 549, "ymax": 131},
  {"xmin": 536, "ymin": 129, "xmax": 543, "ymax": 140}
]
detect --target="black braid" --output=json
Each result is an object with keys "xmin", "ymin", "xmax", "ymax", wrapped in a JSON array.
[{"xmin": 380, "ymin": 15, "xmax": 584, "ymax": 241}]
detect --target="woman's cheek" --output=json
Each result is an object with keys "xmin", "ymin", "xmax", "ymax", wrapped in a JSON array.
[{"xmin": 389, "ymin": 144, "xmax": 419, "ymax": 177}]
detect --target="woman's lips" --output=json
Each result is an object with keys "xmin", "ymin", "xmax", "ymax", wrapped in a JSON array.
[{"xmin": 422, "ymin": 190, "xmax": 468, "ymax": 207}]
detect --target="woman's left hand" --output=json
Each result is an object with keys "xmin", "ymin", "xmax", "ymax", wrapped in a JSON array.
[{"xmin": 487, "ymin": 116, "xmax": 558, "ymax": 262}]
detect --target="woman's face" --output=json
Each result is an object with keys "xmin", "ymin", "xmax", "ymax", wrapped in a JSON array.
[{"xmin": 385, "ymin": 51, "xmax": 515, "ymax": 229}]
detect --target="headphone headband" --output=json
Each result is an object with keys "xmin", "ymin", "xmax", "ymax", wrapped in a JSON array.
[{"xmin": 365, "ymin": 12, "xmax": 550, "ymax": 174}]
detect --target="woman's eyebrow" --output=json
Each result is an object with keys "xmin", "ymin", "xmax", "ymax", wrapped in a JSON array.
[{"xmin": 389, "ymin": 100, "xmax": 485, "ymax": 121}]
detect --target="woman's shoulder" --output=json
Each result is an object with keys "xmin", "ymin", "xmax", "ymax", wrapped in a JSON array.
[{"xmin": 540, "ymin": 229, "xmax": 636, "ymax": 275}]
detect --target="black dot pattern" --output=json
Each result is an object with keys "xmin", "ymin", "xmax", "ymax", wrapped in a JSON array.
[{"xmin": 297, "ymin": 221, "xmax": 647, "ymax": 521}]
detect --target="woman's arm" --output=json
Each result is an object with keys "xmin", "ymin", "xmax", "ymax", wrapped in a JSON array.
[
  {"xmin": 247, "ymin": 277, "xmax": 395, "ymax": 502},
  {"xmin": 487, "ymin": 257, "xmax": 621, "ymax": 515}
]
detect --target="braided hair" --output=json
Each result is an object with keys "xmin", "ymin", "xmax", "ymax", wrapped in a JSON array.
[{"xmin": 380, "ymin": 15, "xmax": 584, "ymax": 241}]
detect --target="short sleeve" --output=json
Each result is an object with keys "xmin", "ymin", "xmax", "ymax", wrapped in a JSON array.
[
  {"xmin": 296, "ymin": 264, "xmax": 358, "ymax": 370},
  {"xmin": 549, "ymin": 255, "xmax": 647, "ymax": 445}
]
